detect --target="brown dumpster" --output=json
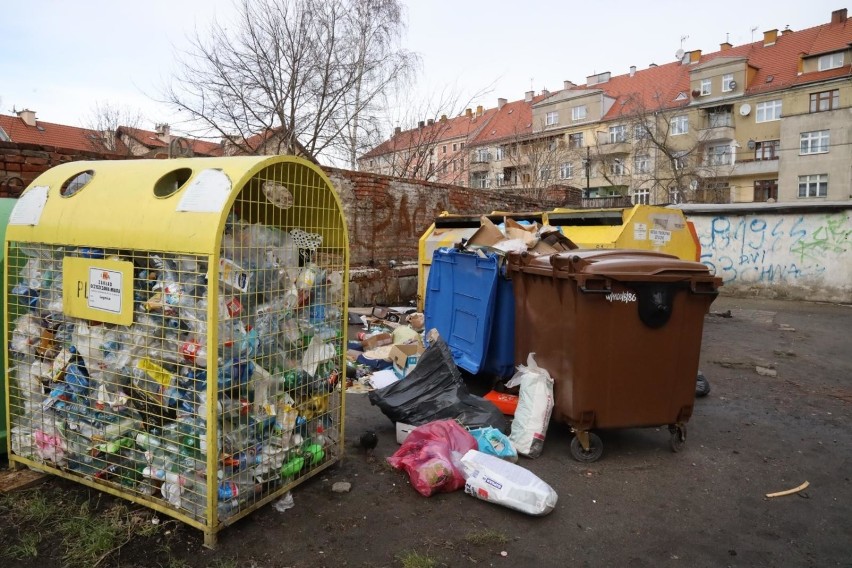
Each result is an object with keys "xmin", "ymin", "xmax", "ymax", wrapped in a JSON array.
[{"xmin": 507, "ymin": 249, "xmax": 721, "ymax": 462}]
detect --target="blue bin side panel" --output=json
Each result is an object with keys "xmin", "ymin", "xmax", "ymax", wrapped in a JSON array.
[
  {"xmin": 482, "ymin": 270, "xmax": 516, "ymax": 378},
  {"xmin": 424, "ymin": 249, "xmax": 498, "ymax": 374}
]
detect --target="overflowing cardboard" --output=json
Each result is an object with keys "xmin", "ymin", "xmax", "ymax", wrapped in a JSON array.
[{"xmin": 390, "ymin": 343, "xmax": 426, "ymax": 378}]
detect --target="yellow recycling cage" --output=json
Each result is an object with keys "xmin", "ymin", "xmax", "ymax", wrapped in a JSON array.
[{"xmin": 3, "ymin": 156, "xmax": 348, "ymax": 546}]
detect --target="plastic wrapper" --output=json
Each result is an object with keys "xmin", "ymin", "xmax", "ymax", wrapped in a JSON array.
[
  {"xmin": 461, "ymin": 449, "xmax": 558, "ymax": 516},
  {"xmin": 469, "ymin": 427, "xmax": 517, "ymax": 462},
  {"xmin": 368, "ymin": 337, "xmax": 509, "ymax": 433},
  {"xmin": 387, "ymin": 420, "xmax": 477, "ymax": 497}
]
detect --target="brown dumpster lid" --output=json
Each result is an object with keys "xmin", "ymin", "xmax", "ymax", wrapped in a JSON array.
[{"xmin": 509, "ymin": 249, "xmax": 714, "ymax": 281}]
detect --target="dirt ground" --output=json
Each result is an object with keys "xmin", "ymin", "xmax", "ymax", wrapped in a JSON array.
[{"xmin": 2, "ymin": 295, "xmax": 851, "ymax": 568}]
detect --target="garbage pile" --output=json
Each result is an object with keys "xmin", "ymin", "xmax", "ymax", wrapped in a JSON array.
[{"xmin": 8, "ymin": 215, "xmax": 344, "ymax": 522}]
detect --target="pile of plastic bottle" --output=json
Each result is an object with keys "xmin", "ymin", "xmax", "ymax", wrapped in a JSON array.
[{"xmin": 7, "ymin": 214, "xmax": 344, "ymax": 523}]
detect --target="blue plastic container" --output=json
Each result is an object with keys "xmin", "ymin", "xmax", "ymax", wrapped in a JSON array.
[{"xmin": 424, "ymin": 248, "xmax": 515, "ymax": 377}]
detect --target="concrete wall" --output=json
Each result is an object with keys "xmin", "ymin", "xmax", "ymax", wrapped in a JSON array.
[{"xmin": 678, "ymin": 202, "xmax": 852, "ymax": 302}]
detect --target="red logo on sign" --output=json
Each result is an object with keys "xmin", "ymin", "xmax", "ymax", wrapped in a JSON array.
[{"xmin": 102, "ymin": 271, "xmax": 110, "ymax": 280}]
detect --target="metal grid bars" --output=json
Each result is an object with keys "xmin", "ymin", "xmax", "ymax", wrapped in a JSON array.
[{"xmin": 5, "ymin": 159, "xmax": 348, "ymax": 545}]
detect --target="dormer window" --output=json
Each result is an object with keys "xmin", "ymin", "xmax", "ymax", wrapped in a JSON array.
[
  {"xmin": 818, "ymin": 52, "xmax": 844, "ymax": 71},
  {"xmin": 0, "ymin": 126, "xmax": 9, "ymax": 142}
]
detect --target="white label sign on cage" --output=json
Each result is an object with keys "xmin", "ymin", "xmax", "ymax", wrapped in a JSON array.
[
  {"xmin": 87, "ymin": 267, "xmax": 123, "ymax": 313},
  {"xmin": 633, "ymin": 222, "xmax": 647, "ymax": 241},
  {"xmin": 176, "ymin": 169, "xmax": 232, "ymax": 213},
  {"xmin": 9, "ymin": 185, "xmax": 49, "ymax": 225}
]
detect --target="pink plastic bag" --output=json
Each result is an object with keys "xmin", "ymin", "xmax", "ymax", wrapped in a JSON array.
[{"xmin": 387, "ymin": 420, "xmax": 477, "ymax": 497}]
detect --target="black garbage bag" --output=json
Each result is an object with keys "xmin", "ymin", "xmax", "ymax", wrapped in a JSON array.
[{"xmin": 368, "ymin": 337, "xmax": 510, "ymax": 433}]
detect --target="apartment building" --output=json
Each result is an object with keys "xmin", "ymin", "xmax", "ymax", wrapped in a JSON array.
[{"xmin": 359, "ymin": 8, "xmax": 852, "ymax": 204}]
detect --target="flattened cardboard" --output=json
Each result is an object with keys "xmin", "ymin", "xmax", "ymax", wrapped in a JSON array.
[
  {"xmin": 467, "ymin": 216, "xmax": 505, "ymax": 247},
  {"xmin": 389, "ymin": 343, "xmax": 426, "ymax": 378}
]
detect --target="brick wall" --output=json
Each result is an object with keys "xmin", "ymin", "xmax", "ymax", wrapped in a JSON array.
[{"xmin": 0, "ymin": 141, "xmax": 127, "ymax": 197}]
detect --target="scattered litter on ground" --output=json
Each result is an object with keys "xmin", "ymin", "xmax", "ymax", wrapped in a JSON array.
[
  {"xmin": 332, "ymin": 482, "xmax": 352, "ymax": 493},
  {"xmin": 273, "ymin": 492, "xmax": 295, "ymax": 512},
  {"xmin": 756, "ymin": 366, "xmax": 778, "ymax": 377},
  {"xmin": 766, "ymin": 481, "xmax": 809, "ymax": 498}
]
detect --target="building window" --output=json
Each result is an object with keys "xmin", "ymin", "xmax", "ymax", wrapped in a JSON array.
[
  {"xmin": 810, "ymin": 89, "xmax": 839, "ymax": 113},
  {"xmin": 475, "ymin": 148, "xmax": 491, "ymax": 162},
  {"xmin": 798, "ymin": 174, "xmax": 828, "ymax": 198},
  {"xmin": 634, "ymin": 154, "xmax": 650, "ymax": 174},
  {"xmin": 673, "ymin": 151, "xmax": 688, "ymax": 170},
  {"xmin": 610, "ymin": 159, "xmax": 625, "ymax": 176},
  {"xmin": 756, "ymin": 100, "xmax": 782, "ymax": 122},
  {"xmin": 452, "ymin": 143, "xmax": 457, "ymax": 151},
  {"xmin": 471, "ymin": 172, "xmax": 489, "ymax": 188},
  {"xmin": 572, "ymin": 105, "xmax": 587, "ymax": 121},
  {"xmin": 722, "ymin": 74, "xmax": 734, "ymax": 92},
  {"xmin": 495, "ymin": 146, "xmax": 504, "ymax": 161},
  {"xmin": 442, "ymin": 162, "xmax": 448, "ymax": 173},
  {"xmin": 460, "ymin": 142, "xmax": 465, "ymax": 149},
  {"xmin": 539, "ymin": 167, "xmax": 551, "ymax": 181},
  {"xmin": 707, "ymin": 107, "xmax": 732, "ymax": 127},
  {"xmin": 670, "ymin": 115, "xmax": 688, "ymax": 135},
  {"xmin": 632, "ymin": 187, "xmax": 650, "ymax": 205},
  {"xmin": 368, "ymin": 159, "xmax": 374, "ymax": 167},
  {"xmin": 496, "ymin": 172, "xmax": 505, "ymax": 186},
  {"xmin": 609, "ymin": 125, "xmax": 627, "ymax": 143},
  {"xmin": 560, "ymin": 162, "xmax": 574, "ymax": 179},
  {"xmin": 707, "ymin": 145, "xmax": 733, "ymax": 166},
  {"xmin": 700, "ymin": 79, "xmax": 711, "ymax": 96},
  {"xmin": 755, "ymin": 140, "xmax": 779, "ymax": 160},
  {"xmin": 545, "ymin": 111, "xmax": 559, "ymax": 126},
  {"xmin": 800, "ymin": 130, "xmax": 830, "ymax": 154},
  {"xmin": 633, "ymin": 124, "xmax": 650, "ymax": 140},
  {"xmin": 818, "ymin": 52, "xmax": 844, "ymax": 71},
  {"xmin": 754, "ymin": 180, "xmax": 778, "ymax": 202},
  {"xmin": 548, "ymin": 138, "xmax": 559, "ymax": 151},
  {"xmin": 568, "ymin": 132, "xmax": 584, "ymax": 148}
]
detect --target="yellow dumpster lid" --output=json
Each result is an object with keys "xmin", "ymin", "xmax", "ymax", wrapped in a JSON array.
[{"xmin": 5, "ymin": 156, "xmax": 342, "ymax": 256}]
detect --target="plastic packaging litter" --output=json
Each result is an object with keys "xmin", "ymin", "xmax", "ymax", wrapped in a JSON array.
[
  {"xmin": 387, "ymin": 420, "xmax": 477, "ymax": 497},
  {"xmin": 460, "ymin": 449, "xmax": 558, "ymax": 516},
  {"xmin": 505, "ymin": 354, "xmax": 554, "ymax": 458},
  {"xmin": 469, "ymin": 427, "xmax": 517, "ymax": 462}
]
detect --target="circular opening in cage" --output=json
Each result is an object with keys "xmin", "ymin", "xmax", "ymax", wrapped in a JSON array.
[
  {"xmin": 154, "ymin": 168, "xmax": 193, "ymax": 198},
  {"xmin": 60, "ymin": 170, "xmax": 95, "ymax": 197},
  {"xmin": 262, "ymin": 180, "xmax": 294, "ymax": 209}
]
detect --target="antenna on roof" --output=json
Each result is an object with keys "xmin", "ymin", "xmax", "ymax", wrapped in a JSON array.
[
  {"xmin": 680, "ymin": 35, "xmax": 689, "ymax": 48},
  {"xmin": 726, "ymin": 32, "xmax": 730, "ymax": 43},
  {"xmin": 750, "ymin": 26, "xmax": 758, "ymax": 42}
]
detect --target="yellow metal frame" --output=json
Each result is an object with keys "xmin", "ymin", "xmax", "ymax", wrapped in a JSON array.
[{"xmin": 4, "ymin": 156, "xmax": 349, "ymax": 548}]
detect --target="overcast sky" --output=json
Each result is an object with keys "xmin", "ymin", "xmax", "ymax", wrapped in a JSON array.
[{"xmin": 0, "ymin": 0, "xmax": 843, "ymax": 133}]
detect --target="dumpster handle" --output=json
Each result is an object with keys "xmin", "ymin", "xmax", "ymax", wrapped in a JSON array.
[
  {"xmin": 689, "ymin": 281, "xmax": 719, "ymax": 295},
  {"xmin": 579, "ymin": 280, "xmax": 612, "ymax": 294}
]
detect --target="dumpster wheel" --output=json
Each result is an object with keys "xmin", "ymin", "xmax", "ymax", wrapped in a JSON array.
[
  {"xmin": 669, "ymin": 424, "xmax": 687, "ymax": 452},
  {"xmin": 570, "ymin": 432, "xmax": 603, "ymax": 462}
]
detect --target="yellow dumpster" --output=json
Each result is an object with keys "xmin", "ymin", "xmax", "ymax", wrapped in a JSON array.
[
  {"xmin": 4, "ymin": 156, "xmax": 348, "ymax": 546},
  {"xmin": 550, "ymin": 205, "xmax": 700, "ymax": 261}
]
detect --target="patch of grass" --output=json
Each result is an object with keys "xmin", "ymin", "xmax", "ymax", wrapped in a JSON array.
[
  {"xmin": 7, "ymin": 531, "xmax": 41, "ymax": 559},
  {"xmin": 464, "ymin": 528, "xmax": 509, "ymax": 546},
  {"xmin": 397, "ymin": 550, "xmax": 438, "ymax": 568},
  {"xmin": 166, "ymin": 558, "xmax": 192, "ymax": 568},
  {"xmin": 209, "ymin": 559, "xmax": 239, "ymax": 568}
]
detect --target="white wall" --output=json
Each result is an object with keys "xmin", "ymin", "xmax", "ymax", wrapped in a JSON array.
[{"xmin": 677, "ymin": 203, "xmax": 852, "ymax": 303}]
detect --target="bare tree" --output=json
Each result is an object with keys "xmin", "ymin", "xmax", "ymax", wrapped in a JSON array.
[
  {"xmin": 162, "ymin": 0, "xmax": 416, "ymax": 165},
  {"xmin": 85, "ymin": 101, "xmax": 144, "ymax": 155}
]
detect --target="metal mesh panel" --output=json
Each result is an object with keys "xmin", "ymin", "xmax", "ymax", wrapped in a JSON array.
[{"xmin": 5, "ymin": 161, "xmax": 347, "ymax": 541}]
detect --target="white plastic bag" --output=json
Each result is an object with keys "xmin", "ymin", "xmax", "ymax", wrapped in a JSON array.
[
  {"xmin": 460, "ymin": 449, "xmax": 558, "ymax": 516},
  {"xmin": 505, "ymin": 353, "xmax": 554, "ymax": 458}
]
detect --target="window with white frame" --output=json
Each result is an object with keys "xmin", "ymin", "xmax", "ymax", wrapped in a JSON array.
[
  {"xmin": 700, "ymin": 79, "xmax": 711, "ymax": 96},
  {"xmin": 539, "ymin": 166, "xmax": 551, "ymax": 181},
  {"xmin": 568, "ymin": 132, "xmax": 584, "ymax": 148},
  {"xmin": 756, "ymin": 99, "xmax": 782, "ymax": 122},
  {"xmin": 548, "ymin": 138, "xmax": 558, "ymax": 151},
  {"xmin": 722, "ymin": 74, "xmax": 734, "ymax": 92},
  {"xmin": 545, "ymin": 111, "xmax": 559, "ymax": 126},
  {"xmin": 495, "ymin": 146, "xmax": 504, "ymax": 161},
  {"xmin": 707, "ymin": 144, "xmax": 733, "ymax": 166},
  {"xmin": 634, "ymin": 154, "xmax": 650, "ymax": 174},
  {"xmin": 471, "ymin": 172, "xmax": 489, "ymax": 188},
  {"xmin": 707, "ymin": 107, "xmax": 732, "ymax": 127},
  {"xmin": 560, "ymin": 162, "xmax": 574, "ymax": 179},
  {"xmin": 798, "ymin": 174, "xmax": 828, "ymax": 198},
  {"xmin": 496, "ymin": 172, "xmax": 505, "ymax": 185},
  {"xmin": 800, "ymin": 130, "xmax": 830, "ymax": 154},
  {"xmin": 572, "ymin": 105, "xmax": 587, "ymax": 121},
  {"xmin": 671, "ymin": 115, "xmax": 689, "ymax": 135},
  {"xmin": 609, "ymin": 124, "xmax": 627, "ymax": 143},
  {"xmin": 610, "ymin": 159, "xmax": 625, "ymax": 176},
  {"xmin": 673, "ymin": 151, "xmax": 688, "ymax": 170},
  {"xmin": 632, "ymin": 187, "xmax": 650, "ymax": 205},
  {"xmin": 475, "ymin": 148, "xmax": 491, "ymax": 162},
  {"xmin": 633, "ymin": 123, "xmax": 650, "ymax": 140},
  {"xmin": 818, "ymin": 52, "xmax": 844, "ymax": 71}
]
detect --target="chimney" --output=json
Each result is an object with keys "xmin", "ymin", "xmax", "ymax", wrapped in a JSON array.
[
  {"xmin": 689, "ymin": 49, "xmax": 702, "ymax": 63},
  {"xmin": 763, "ymin": 29, "xmax": 778, "ymax": 46},
  {"xmin": 563, "ymin": 80, "xmax": 576, "ymax": 89},
  {"xmin": 649, "ymin": 63, "xmax": 658, "ymax": 68},
  {"xmin": 155, "ymin": 123, "xmax": 171, "ymax": 143},
  {"xmin": 475, "ymin": 105, "xmax": 483, "ymax": 117},
  {"xmin": 781, "ymin": 26, "xmax": 792, "ymax": 35},
  {"xmin": 394, "ymin": 126, "xmax": 401, "ymax": 135},
  {"xmin": 524, "ymin": 90, "xmax": 534, "ymax": 102},
  {"xmin": 440, "ymin": 114, "xmax": 448, "ymax": 122},
  {"xmin": 418, "ymin": 120, "xmax": 425, "ymax": 128},
  {"xmin": 497, "ymin": 97, "xmax": 507, "ymax": 109},
  {"xmin": 541, "ymin": 88, "xmax": 550, "ymax": 97},
  {"xmin": 720, "ymin": 41, "xmax": 732, "ymax": 51},
  {"xmin": 464, "ymin": 108, "xmax": 472, "ymax": 117},
  {"xmin": 427, "ymin": 118, "xmax": 434, "ymax": 126},
  {"xmin": 831, "ymin": 8, "xmax": 847, "ymax": 24},
  {"xmin": 629, "ymin": 65, "xmax": 636, "ymax": 77},
  {"xmin": 17, "ymin": 109, "xmax": 37, "ymax": 127}
]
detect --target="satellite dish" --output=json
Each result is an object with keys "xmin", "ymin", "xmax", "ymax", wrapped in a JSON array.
[
  {"xmin": 739, "ymin": 103, "xmax": 752, "ymax": 116},
  {"xmin": 729, "ymin": 80, "xmax": 737, "ymax": 90},
  {"xmin": 675, "ymin": 49, "xmax": 686, "ymax": 60},
  {"xmin": 747, "ymin": 139, "xmax": 756, "ymax": 150}
]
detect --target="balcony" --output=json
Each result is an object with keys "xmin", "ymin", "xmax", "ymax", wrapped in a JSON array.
[
  {"xmin": 732, "ymin": 157, "xmax": 780, "ymax": 177},
  {"xmin": 596, "ymin": 140, "xmax": 631, "ymax": 155},
  {"xmin": 581, "ymin": 196, "xmax": 633, "ymax": 208},
  {"xmin": 468, "ymin": 160, "xmax": 490, "ymax": 172}
]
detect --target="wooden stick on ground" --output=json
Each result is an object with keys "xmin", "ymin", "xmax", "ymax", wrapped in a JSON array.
[{"xmin": 766, "ymin": 481, "xmax": 810, "ymax": 498}]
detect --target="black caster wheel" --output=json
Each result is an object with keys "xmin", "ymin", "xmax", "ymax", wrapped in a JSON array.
[
  {"xmin": 669, "ymin": 424, "xmax": 687, "ymax": 453},
  {"xmin": 570, "ymin": 432, "xmax": 603, "ymax": 462}
]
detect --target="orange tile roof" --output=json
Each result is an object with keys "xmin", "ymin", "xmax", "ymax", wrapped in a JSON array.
[
  {"xmin": 118, "ymin": 126, "xmax": 221, "ymax": 156},
  {"xmin": 0, "ymin": 113, "xmax": 122, "ymax": 153}
]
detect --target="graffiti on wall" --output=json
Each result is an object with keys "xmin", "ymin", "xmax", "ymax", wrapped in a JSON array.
[{"xmin": 697, "ymin": 212, "xmax": 851, "ymax": 285}]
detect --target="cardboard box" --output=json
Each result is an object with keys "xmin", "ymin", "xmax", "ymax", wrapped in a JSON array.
[
  {"xmin": 390, "ymin": 343, "xmax": 425, "ymax": 378},
  {"xmin": 396, "ymin": 422, "xmax": 416, "ymax": 444},
  {"xmin": 361, "ymin": 332, "xmax": 393, "ymax": 350},
  {"xmin": 467, "ymin": 216, "xmax": 505, "ymax": 248}
]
